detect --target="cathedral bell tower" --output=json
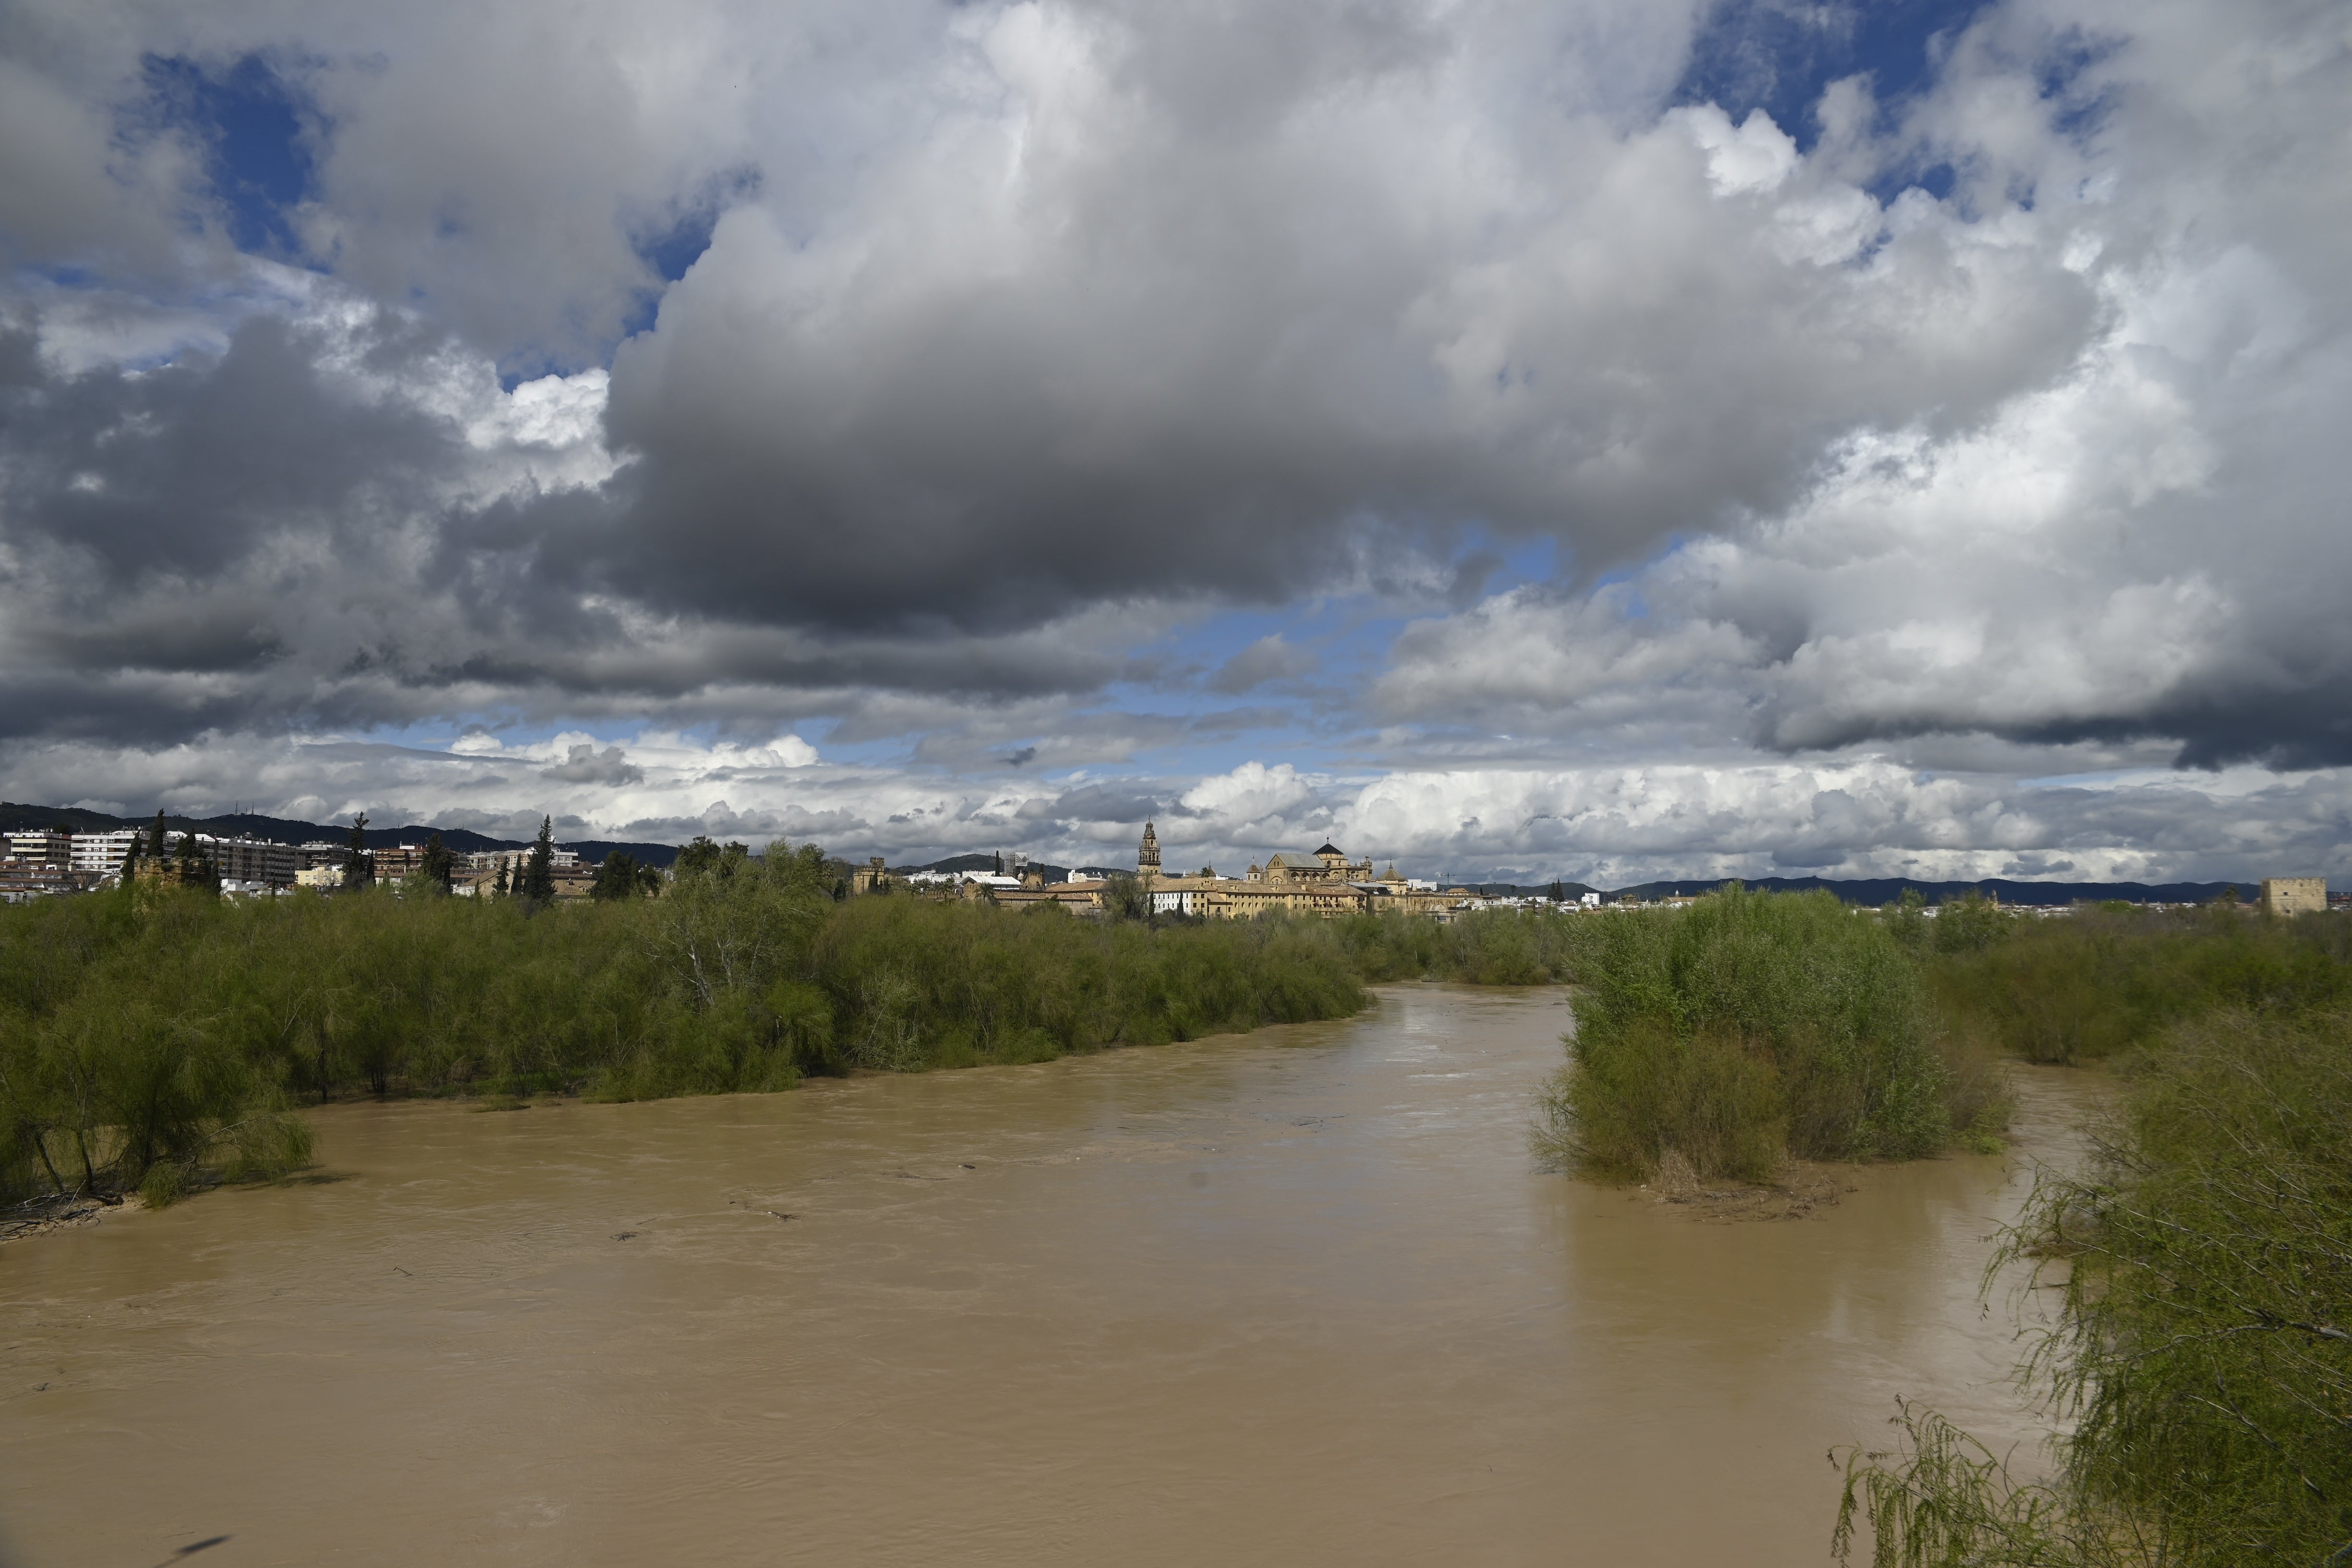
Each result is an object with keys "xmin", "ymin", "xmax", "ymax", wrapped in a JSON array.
[{"xmin": 1137, "ymin": 820, "xmax": 1161, "ymax": 878}]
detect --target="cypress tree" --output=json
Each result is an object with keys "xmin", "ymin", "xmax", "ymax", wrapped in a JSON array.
[
  {"xmin": 174, "ymin": 832, "xmax": 218, "ymax": 892},
  {"xmin": 342, "ymin": 813, "xmax": 373, "ymax": 891},
  {"xmin": 520, "ymin": 816, "xmax": 556, "ymax": 903}
]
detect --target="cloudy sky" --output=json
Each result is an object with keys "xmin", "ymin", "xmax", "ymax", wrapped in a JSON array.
[{"xmin": 1, "ymin": 0, "xmax": 2347, "ymax": 884}]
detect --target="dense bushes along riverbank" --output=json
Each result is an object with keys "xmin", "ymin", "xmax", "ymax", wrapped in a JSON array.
[
  {"xmin": 1817, "ymin": 898, "xmax": 2352, "ymax": 1566},
  {"xmin": 1534, "ymin": 887, "xmax": 2008, "ymax": 1182},
  {"xmin": 0, "ymin": 848, "xmax": 1576, "ymax": 1205},
  {"xmin": 1533, "ymin": 890, "xmax": 2352, "ymax": 1183},
  {"xmin": 1522, "ymin": 888, "xmax": 2352, "ymax": 1561},
  {"xmin": 1836, "ymin": 1004, "xmax": 2352, "ymax": 1567}
]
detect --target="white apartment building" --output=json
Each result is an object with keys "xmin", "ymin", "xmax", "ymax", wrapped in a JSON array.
[
  {"xmin": 70, "ymin": 829, "xmax": 141, "ymax": 875},
  {"xmin": 463, "ymin": 847, "xmax": 581, "ymax": 877}
]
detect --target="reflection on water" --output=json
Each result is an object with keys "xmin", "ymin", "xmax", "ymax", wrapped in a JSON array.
[{"xmin": 0, "ymin": 985, "xmax": 2103, "ymax": 1567}]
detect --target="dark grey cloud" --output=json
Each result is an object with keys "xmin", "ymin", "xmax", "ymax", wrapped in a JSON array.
[{"xmin": 542, "ymin": 743, "xmax": 644, "ymax": 785}]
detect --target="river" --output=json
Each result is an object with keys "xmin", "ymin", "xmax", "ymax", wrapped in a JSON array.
[{"xmin": 0, "ymin": 985, "xmax": 2101, "ymax": 1566}]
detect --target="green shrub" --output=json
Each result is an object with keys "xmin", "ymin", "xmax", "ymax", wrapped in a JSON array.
[
  {"xmin": 1927, "ymin": 904, "xmax": 2352, "ymax": 1063},
  {"xmin": 1538, "ymin": 887, "xmax": 1981, "ymax": 1181},
  {"xmin": 1838, "ymin": 1006, "xmax": 2352, "ymax": 1567}
]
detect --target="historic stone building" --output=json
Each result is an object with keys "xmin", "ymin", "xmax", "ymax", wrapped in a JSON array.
[
  {"xmin": 1133, "ymin": 825, "xmax": 1472, "ymax": 921},
  {"xmin": 2260, "ymin": 877, "xmax": 2328, "ymax": 916}
]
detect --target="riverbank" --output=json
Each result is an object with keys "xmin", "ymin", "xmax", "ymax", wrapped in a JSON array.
[
  {"xmin": 1, "ymin": 867, "xmax": 1595, "ymax": 1207},
  {"xmin": 0, "ymin": 1190, "xmax": 145, "ymax": 1244}
]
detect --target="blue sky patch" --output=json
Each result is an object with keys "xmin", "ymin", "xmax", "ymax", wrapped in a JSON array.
[
  {"xmin": 1674, "ymin": 0, "xmax": 1991, "ymax": 150},
  {"xmin": 144, "ymin": 54, "xmax": 321, "ymax": 259}
]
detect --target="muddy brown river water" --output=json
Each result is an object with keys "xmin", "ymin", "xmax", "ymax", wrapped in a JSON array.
[{"xmin": 1, "ymin": 985, "xmax": 2102, "ymax": 1567}]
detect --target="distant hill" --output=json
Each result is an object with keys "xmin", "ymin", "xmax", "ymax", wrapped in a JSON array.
[
  {"xmin": 0, "ymin": 802, "xmax": 679, "ymax": 867},
  {"xmin": 1583, "ymin": 875, "xmax": 2262, "ymax": 906}
]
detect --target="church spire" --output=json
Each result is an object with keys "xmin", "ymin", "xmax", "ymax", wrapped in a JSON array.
[{"xmin": 1137, "ymin": 819, "xmax": 1161, "ymax": 875}]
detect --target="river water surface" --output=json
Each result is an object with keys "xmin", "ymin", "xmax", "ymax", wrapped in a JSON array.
[{"xmin": 1, "ymin": 985, "xmax": 2101, "ymax": 1566}]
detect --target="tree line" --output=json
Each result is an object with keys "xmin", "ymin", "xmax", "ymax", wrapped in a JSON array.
[{"xmin": 0, "ymin": 839, "xmax": 1575, "ymax": 1208}]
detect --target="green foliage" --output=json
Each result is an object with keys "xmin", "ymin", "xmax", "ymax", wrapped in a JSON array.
[
  {"xmin": 174, "ymin": 831, "xmax": 219, "ymax": 892},
  {"xmin": 0, "ymin": 859, "xmax": 1611, "ymax": 1209},
  {"xmin": 1838, "ymin": 1007, "xmax": 2352, "ymax": 1567},
  {"xmin": 1099, "ymin": 872, "xmax": 1150, "ymax": 921},
  {"xmin": 1835, "ymin": 1402, "xmax": 2100, "ymax": 1568},
  {"xmin": 412, "ymin": 832, "xmax": 454, "ymax": 897},
  {"xmin": 591, "ymin": 851, "xmax": 648, "ymax": 900},
  {"xmin": 1927, "ymin": 905, "xmax": 2352, "ymax": 1063},
  {"xmin": 1330, "ymin": 907, "xmax": 1582, "ymax": 985},
  {"xmin": 1537, "ymin": 888, "xmax": 1979, "ymax": 1181},
  {"xmin": 8, "ymin": 859, "xmax": 1619, "ymax": 1202},
  {"xmin": 342, "ymin": 813, "xmax": 372, "ymax": 891},
  {"xmin": 672, "ymin": 835, "xmax": 746, "ymax": 879},
  {"xmin": 519, "ymin": 816, "xmax": 557, "ymax": 903}
]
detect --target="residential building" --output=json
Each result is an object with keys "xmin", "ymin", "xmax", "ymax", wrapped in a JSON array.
[
  {"xmin": 210, "ymin": 836, "xmax": 299, "ymax": 887},
  {"xmin": 70, "ymin": 829, "xmax": 141, "ymax": 876},
  {"xmin": 373, "ymin": 844, "xmax": 424, "ymax": 883},
  {"xmin": 0, "ymin": 861, "xmax": 98, "ymax": 903},
  {"xmin": 298, "ymin": 841, "xmax": 348, "ymax": 871},
  {"xmin": 993, "ymin": 876, "xmax": 1107, "ymax": 914},
  {"xmin": 461, "ymin": 846, "xmax": 581, "ymax": 879},
  {"xmin": 5, "ymin": 829, "xmax": 70, "ymax": 864}
]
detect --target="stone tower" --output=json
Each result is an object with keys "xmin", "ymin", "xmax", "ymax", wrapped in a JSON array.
[{"xmin": 1137, "ymin": 820, "xmax": 1161, "ymax": 877}]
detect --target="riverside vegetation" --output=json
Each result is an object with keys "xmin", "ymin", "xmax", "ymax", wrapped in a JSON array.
[
  {"xmin": 1834, "ymin": 904, "xmax": 2349, "ymax": 1567},
  {"xmin": 1533, "ymin": 885, "xmax": 2011, "ymax": 1183},
  {"xmin": 1528, "ymin": 889, "xmax": 2351, "ymax": 1563},
  {"xmin": 0, "ymin": 840, "xmax": 1575, "ymax": 1208}
]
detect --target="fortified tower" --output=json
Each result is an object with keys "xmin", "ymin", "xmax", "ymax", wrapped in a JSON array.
[{"xmin": 1137, "ymin": 820, "xmax": 1161, "ymax": 878}]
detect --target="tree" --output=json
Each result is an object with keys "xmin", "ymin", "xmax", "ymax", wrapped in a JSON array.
[
  {"xmin": 1549, "ymin": 880, "xmax": 1566, "ymax": 903},
  {"xmin": 342, "ymin": 814, "xmax": 373, "ymax": 891},
  {"xmin": 411, "ymin": 834, "xmax": 454, "ymax": 897},
  {"xmin": 519, "ymin": 816, "xmax": 556, "ymax": 903},
  {"xmin": 673, "ymin": 836, "xmax": 749, "ymax": 881},
  {"xmin": 492, "ymin": 858, "xmax": 510, "ymax": 898},
  {"xmin": 591, "ymin": 852, "xmax": 641, "ymax": 901},
  {"xmin": 174, "ymin": 832, "xmax": 218, "ymax": 892},
  {"xmin": 146, "ymin": 810, "xmax": 169, "ymax": 864},
  {"xmin": 675, "ymin": 835, "xmax": 720, "ymax": 878},
  {"xmin": 1100, "ymin": 872, "xmax": 1150, "ymax": 921}
]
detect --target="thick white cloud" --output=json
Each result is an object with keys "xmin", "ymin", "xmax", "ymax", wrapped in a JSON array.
[{"xmin": 1378, "ymin": 0, "xmax": 2352, "ymax": 773}]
